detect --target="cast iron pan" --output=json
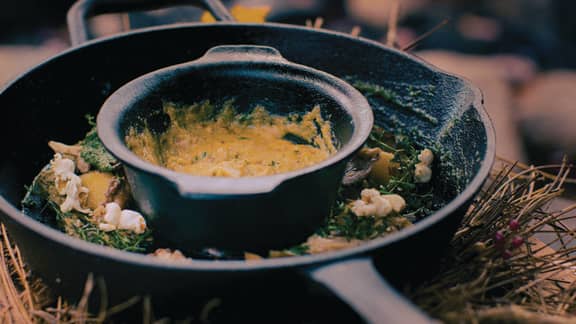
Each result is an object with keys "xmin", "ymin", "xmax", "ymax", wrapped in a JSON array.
[{"xmin": 0, "ymin": 0, "xmax": 495, "ymax": 322}]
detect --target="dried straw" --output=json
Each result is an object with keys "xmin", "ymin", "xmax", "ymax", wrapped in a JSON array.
[
  {"xmin": 411, "ymin": 157, "xmax": 576, "ymax": 323},
  {"xmin": 0, "ymin": 223, "xmax": 146, "ymax": 323},
  {"xmin": 0, "ymin": 224, "xmax": 35, "ymax": 324}
]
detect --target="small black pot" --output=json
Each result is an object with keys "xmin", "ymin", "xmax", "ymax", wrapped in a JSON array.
[{"xmin": 97, "ymin": 45, "xmax": 373, "ymax": 252}]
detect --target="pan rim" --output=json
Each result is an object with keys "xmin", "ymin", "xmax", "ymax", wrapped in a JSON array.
[{"xmin": 0, "ymin": 22, "xmax": 496, "ymax": 272}]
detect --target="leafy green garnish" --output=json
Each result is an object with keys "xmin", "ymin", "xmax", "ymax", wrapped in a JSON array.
[
  {"xmin": 48, "ymin": 201, "xmax": 152, "ymax": 253},
  {"xmin": 22, "ymin": 181, "xmax": 46, "ymax": 211},
  {"xmin": 85, "ymin": 114, "xmax": 96, "ymax": 127},
  {"xmin": 20, "ymin": 148, "xmax": 150, "ymax": 253},
  {"xmin": 313, "ymin": 126, "xmax": 438, "ymax": 241},
  {"xmin": 80, "ymin": 126, "xmax": 119, "ymax": 172}
]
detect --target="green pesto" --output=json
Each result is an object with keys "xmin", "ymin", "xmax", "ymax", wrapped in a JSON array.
[
  {"xmin": 351, "ymin": 80, "xmax": 439, "ymax": 125},
  {"xmin": 79, "ymin": 115, "xmax": 119, "ymax": 172}
]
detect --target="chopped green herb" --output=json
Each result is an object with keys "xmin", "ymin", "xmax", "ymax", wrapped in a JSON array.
[
  {"xmin": 48, "ymin": 200, "xmax": 152, "ymax": 252},
  {"xmin": 80, "ymin": 126, "xmax": 119, "ymax": 172},
  {"xmin": 312, "ymin": 125, "xmax": 439, "ymax": 242}
]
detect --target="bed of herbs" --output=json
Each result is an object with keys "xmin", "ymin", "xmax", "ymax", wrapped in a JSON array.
[{"xmin": 20, "ymin": 84, "xmax": 441, "ymax": 259}]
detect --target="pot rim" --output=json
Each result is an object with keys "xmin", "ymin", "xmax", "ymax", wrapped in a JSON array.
[
  {"xmin": 96, "ymin": 44, "xmax": 374, "ymax": 196},
  {"xmin": 0, "ymin": 22, "xmax": 496, "ymax": 271}
]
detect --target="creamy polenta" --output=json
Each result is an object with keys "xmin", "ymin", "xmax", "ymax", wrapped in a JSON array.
[{"xmin": 125, "ymin": 101, "xmax": 336, "ymax": 177}]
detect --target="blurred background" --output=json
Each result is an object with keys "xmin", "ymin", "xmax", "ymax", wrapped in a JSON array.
[{"xmin": 1, "ymin": 0, "xmax": 575, "ymax": 169}]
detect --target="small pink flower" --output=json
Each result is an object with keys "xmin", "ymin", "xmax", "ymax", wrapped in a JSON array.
[
  {"xmin": 511, "ymin": 236, "xmax": 524, "ymax": 249},
  {"xmin": 494, "ymin": 231, "xmax": 505, "ymax": 246},
  {"xmin": 509, "ymin": 219, "xmax": 520, "ymax": 231}
]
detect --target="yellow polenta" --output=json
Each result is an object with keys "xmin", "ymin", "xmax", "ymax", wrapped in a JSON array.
[{"xmin": 125, "ymin": 101, "xmax": 336, "ymax": 177}]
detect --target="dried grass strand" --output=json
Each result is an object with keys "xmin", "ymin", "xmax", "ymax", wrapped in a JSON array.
[
  {"xmin": 386, "ymin": 0, "xmax": 400, "ymax": 47},
  {"xmin": 402, "ymin": 18, "xmax": 449, "ymax": 51},
  {"xmin": 0, "ymin": 224, "xmax": 35, "ymax": 324}
]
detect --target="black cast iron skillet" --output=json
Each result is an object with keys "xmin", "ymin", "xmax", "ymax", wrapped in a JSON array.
[{"xmin": 0, "ymin": 0, "xmax": 495, "ymax": 322}]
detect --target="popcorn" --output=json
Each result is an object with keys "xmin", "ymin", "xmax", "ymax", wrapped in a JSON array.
[
  {"xmin": 414, "ymin": 149, "xmax": 434, "ymax": 183},
  {"xmin": 351, "ymin": 189, "xmax": 406, "ymax": 217},
  {"xmin": 414, "ymin": 163, "xmax": 433, "ymax": 183},
  {"xmin": 51, "ymin": 154, "xmax": 89, "ymax": 213},
  {"xmin": 97, "ymin": 202, "xmax": 147, "ymax": 234}
]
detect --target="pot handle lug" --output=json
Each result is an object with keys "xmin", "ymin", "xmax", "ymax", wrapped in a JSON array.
[
  {"xmin": 304, "ymin": 257, "xmax": 438, "ymax": 324},
  {"xmin": 67, "ymin": 0, "xmax": 234, "ymax": 46},
  {"xmin": 198, "ymin": 45, "xmax": 286, "ymax": 63}
]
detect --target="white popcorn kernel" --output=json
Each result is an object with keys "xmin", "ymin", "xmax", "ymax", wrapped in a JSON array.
[
  {"xmin": 60, "ymin": 176, "xmax": 89, "ymax": 213},
  {"xmin": 52, "ymin": 153, "xmax": 75, "ymax": 180},
  {"xmin": 97, "ymin": 203, "xmax": 147, "ymax": 234},
  {"xmin": 118, "ymin": 210, "xmax": 147, "ymax": 234},
  {"xmin": 418, "ymin": 149, "xmax": 434, "ymax": 165},
  {"xmin": 351, "ymin": 188, "xmax": 393, "ymax": 217},
  {"xmin": 98, "ymin": 223, "xmax": 117, "ymax": 232},
  {"xmin": 51, "ymin": 154, "xmax": 90, "ymax": 213},
  {"xmin": 382, "ymin": 194, "xmax": 406, "ymax": 213},
  {"xmin": 102, "ymin": 202, "xmax": 122, "ymax": 225},
  {"xmin": 414, "ymin": 163, "xmax": 432, "ymax": 183}
]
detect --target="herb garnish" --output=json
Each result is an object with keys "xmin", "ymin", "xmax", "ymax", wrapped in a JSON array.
[{"xmin": 316, "ymin": 126, "xmax": 437, "ymax": 241}]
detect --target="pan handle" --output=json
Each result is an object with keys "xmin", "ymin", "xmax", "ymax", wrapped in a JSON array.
[
  {"xmin": 67, "ymin": 0, "xmax": 234, "ymax": 46},
  {"xmin": 304, "ymin": 257, "xmax": 438, "ymax": 324}
]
